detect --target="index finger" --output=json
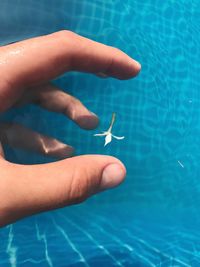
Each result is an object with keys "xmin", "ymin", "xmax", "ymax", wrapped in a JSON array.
[{"xmin": 0, "ymin": 30, "xmax": 141, "ymax": 87}]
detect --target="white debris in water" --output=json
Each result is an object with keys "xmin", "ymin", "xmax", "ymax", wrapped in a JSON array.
[{"xmin": 178, "ymin": 160, "xmax": 184, "ymax": 168}]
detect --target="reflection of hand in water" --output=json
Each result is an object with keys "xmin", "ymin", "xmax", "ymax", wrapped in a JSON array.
[{"xmin": 0, "ymin": 31, "xmax": 141, "ymax": 227}]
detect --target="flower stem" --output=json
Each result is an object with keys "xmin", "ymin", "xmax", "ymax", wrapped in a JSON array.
[{"xmin": 108, "ymin": 112, "xmax": 116, "ymax": 132}]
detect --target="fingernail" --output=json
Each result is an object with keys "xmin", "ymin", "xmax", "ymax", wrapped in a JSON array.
[
  {"xmin": 101, "ymin": 163, "xmax": 126, "ymax": 190},
  {"xmin": 134, "ymin": 60, "xmax": 141, "ymax": 70},
  {"xmin": 96, "ymin": 72, "xmax": 109, "ymax": 78},
  {"xmin": 90, "ymin": 111, "xmax": 98, "ymax": 117}
]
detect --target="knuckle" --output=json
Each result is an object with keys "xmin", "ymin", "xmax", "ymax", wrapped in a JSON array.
[
  {"xmin": 113, "ymin": 47, "xmax": 121, "ymax": 54},
  {"xmin": 63, "ymin": 102, "xmax": 75, "ymax": 119},
  {"xmin": 51, "ymin": 30, "xmax": 82, "ymax": 69},
  {"xmin": 63, "ymin": 97, "xmax": 81, "ymax": 120},
  {"xmin": 53, "ymin": 30, "xmax": 78, "ymax": 45}
]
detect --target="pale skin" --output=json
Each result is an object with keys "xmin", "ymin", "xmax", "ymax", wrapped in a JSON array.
[{"xmin": 0, "ymin": 30, "xmax": 141, "ymax": 227}]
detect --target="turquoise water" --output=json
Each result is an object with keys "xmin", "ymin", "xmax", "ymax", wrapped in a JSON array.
[{"xmin": 1, "ymin": 0, "xmax": 200, "ymax": 266}]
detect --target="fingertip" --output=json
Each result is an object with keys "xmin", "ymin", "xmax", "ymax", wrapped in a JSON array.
[
  {"xmin": 61, "ymin": 145, "xmax": 75, "ymax": 159},
  {"xmin": 77, "ymin": 155, "xmax": 126, "ymax": 191},
  {"xmin": 51, "ymin": 144, "xmax": 75, "ymax": 159},
  {"xmin": 134, "ymin": 60, "xmax": 142, "ymax": 74},
  {"xmin": 119, "ymin": 59, "xmax": 141, "ymax": 80},
  {"xmin": 100, "ymin": 163, "xmax": 126, "ymax": 190},
  {"xmin": 103, "ymin": 53, "xmax": 141, "ymax": 80},
  {"xmin": 76, "ymin": 113, "xmax": 99, "ymax": 130}
]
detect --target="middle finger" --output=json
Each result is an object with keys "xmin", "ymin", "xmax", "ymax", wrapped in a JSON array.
[{"xmin": 15, "ymin": 83, "xmax": 99, "ymax": 130}]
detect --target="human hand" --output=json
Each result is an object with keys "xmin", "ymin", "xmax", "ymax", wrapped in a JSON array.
[{"xmin": 0, "ymin": 31, "xmax": 141, "ymax": 227}]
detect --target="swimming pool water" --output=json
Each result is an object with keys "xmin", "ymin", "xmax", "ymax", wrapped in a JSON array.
[{"xmin": 1, "ymin": 0, "xmax": 200, "ymax": 266}]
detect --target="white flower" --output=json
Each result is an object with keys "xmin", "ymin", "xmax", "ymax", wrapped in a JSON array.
[{"xmin": 94, "ymin": 113, "xmax": 124, "ymax": 146}]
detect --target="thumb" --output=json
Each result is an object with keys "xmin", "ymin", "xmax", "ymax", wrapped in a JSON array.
[{"xmin": 0, "ymin": 155, "xmax": 126, "ymax": 226}]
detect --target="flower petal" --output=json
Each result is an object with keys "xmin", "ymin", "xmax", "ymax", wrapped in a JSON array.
[
  {"xmin": 94, "ymin": 132, "xmax": 107, "ymax": 137},
  {"xmin": 112, "ymin": 135, "xmax": 125, "ymax": 140},
  {"xmin": 104, "ymin": 134, "xmax": 112, "ymax": 146}
]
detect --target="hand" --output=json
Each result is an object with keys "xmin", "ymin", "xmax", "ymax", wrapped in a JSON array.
[{"xmin": 0, "ymin": 31, "xmax": 141, "ymax": 227}]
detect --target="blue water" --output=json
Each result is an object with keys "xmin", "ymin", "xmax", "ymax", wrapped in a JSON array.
[{"xmin": 0, "ymin": 0, "xmax": 200, "ymax": 266}]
